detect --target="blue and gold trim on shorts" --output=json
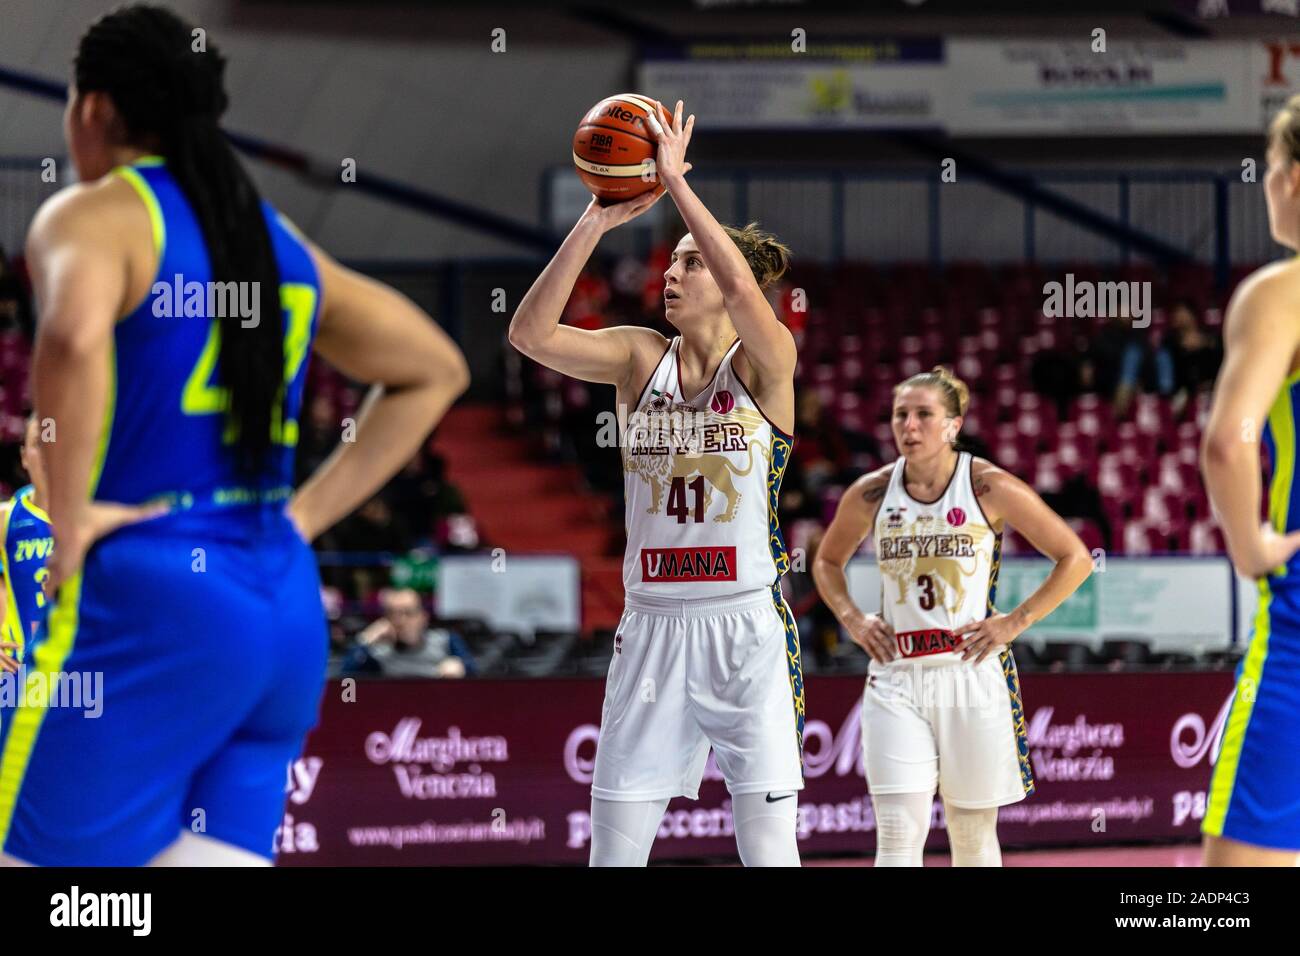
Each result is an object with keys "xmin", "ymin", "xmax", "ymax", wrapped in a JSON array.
[
  {"xmin": 1000, "ymin": 647, "xmax": 1035, "ymax": 797},
  {"xmin": 770, "ymin": 581, "xmax": 805, "ymax": 768}
]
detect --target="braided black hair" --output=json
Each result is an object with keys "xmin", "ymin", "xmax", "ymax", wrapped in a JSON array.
[{"xmin": 75, "ymin": 4, "xmax": 283, "ymax": 476}]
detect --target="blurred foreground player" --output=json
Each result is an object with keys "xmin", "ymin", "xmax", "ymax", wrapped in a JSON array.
[
  {"xmin": 0, "ymin": 5, "xmax": 467, "ymax": 866},
  {"xmin": 1200, "ymin": 93, "xmax": 1300, "ymax": 867},
  {"xmin": 511, "ymin": 101, "xmax": 804, "ymax": 866}
]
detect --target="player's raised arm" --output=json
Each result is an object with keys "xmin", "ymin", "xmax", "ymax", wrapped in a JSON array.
[
  {"xmin": 1201, "ymin": 266, "xmax": 1300, "ymax": 578},
  {"xmin": 287, "ymin": 246, "xmax": 470, "ymax": 543},
  {"xmin": 650, "ymin": 100, "xmax": 797, "ymax": 385},
  {"xmin": 508, "ymin": 191, "xmax": 673, "ymax": 387},
  {"xmin": 812, "ymin": 467, "xmax": 896, "ymax": 663}
]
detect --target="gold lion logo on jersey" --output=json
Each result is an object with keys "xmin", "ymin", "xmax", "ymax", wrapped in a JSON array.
[
  {"xmin": 879, "ymin": 520, "xmax": 993, "ymax": 614},
  {"xmin": 622, "ymin": 405, "xmax": 768, "ymax": 523}
]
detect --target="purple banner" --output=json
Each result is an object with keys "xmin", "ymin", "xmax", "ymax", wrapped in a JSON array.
[{"xmin": 275, "ymin": 671, "xmax": 1234, "ymax": 865}]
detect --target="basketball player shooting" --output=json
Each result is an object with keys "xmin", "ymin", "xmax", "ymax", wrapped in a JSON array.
[{"xmin": 510, "ymin": 99, "xmax": 805, "ymax": 866}]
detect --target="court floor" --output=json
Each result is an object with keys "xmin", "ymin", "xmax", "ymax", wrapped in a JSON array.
[{"xmin": 804, "ymin": 844, "xmax": 1203, "ymax": 866}]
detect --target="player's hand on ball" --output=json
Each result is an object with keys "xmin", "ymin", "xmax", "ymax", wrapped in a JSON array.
[
  {"xmin": 580, "ymin": 184, "xmax": 677, "ymax": 233},
  {"xmin": 0, "ymin": 642, "xmax": 20, "ymax": 674},
  {"xmin": 645, "ymin": 99, "xmax": 694, "ymax": 186},
  {"xmin": 954, "ymin": 612, "xmax": 1023, "ymax": 665},
  {"xmin": 846, "ymin": 610, "xmax": 896, "ymax": 663}
]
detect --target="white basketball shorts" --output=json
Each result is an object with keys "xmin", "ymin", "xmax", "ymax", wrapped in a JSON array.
[
  {"xmin": 861, "ymin": 648, "xmax": 1034, "ymax": 809},
  {"xmin": 591, "ymin": 583, "xmax": 805, "ymax": 802}
]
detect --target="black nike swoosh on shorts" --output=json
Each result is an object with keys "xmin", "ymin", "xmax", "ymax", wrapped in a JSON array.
[{"xmin": 765, "ymin": 792, "xmax": 794, "ymax": 803}]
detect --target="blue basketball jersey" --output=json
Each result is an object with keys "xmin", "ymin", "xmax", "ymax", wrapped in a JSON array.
[
  {"xmin": 1205, "ymin": 368, "xmax": 1300, "ymax": 849},
  {"xmin": 0, "ymin": 486, "xmax": 52, "ymax": 660},
  {"xmin": 94, "ymin": 156, "xmax": 321, "ymax": 535}
]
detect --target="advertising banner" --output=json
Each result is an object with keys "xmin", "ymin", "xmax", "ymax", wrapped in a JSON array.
[
  {"xmin": 277, "ymin": 671, "xmax": 1234, "ymax": 865},
  {"xmin": 637, "ymin": 38, "xmax": 946, "ymax": 130},
  {"xmin": 945, "ymin": 39, "xmax": 1256, "ymax": 136},
  {"xmin": 638, "ymin": 38, "xmax": 1281, "ymax": 136},
  {"xmin": 435, "ymin": 554, "xmax": 580, "ymax": 637}
]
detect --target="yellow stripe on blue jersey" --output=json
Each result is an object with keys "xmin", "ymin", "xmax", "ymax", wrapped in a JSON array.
[{"xmin": 0, "ymin": 567, "xmax": 85, "ymax": 846}]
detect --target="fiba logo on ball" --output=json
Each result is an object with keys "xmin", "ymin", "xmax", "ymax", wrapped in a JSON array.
[
  {"xmin": 711, "ymin": 390, "xmax": 735, "ymax": 414},
  {"xmin": 946, "ymin": 507, "xmax": 966, "ymax": 527}
]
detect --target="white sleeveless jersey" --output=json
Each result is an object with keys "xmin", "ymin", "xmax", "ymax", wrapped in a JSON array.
[
  {"xmin": 621, "ymin": 336, "xmax": 792, "ymax": 598},
  {"xmin": 872, "ymin": 452, "xmax": 1002, "ymax": 664}
]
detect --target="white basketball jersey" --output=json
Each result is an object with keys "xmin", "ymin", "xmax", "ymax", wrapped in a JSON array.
[
  {"xmin": 621, "ymin": 336, "xmax": 792, "ymax": 598},
  {"xmin": 872, "ymin": 452, "xmax": 1001, "ymax": 664}
]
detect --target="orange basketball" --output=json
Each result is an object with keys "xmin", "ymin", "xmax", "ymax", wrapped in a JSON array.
[{"xmin": 572, "ymin": 93, "xmax": 664, "ymax": 204}]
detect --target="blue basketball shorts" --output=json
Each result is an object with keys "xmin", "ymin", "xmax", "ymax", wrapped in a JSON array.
[{"xmin": 0, "ymin": 513, "xmax": 327, "ymax": 865}]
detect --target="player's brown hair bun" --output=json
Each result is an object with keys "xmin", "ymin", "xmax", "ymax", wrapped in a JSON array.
[{"xmin": 722, "ymin": 222, "xmax": 791, "ymax": 290}]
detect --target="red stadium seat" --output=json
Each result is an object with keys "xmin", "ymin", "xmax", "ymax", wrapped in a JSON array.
[{"xmin": 1189, "ymin": 518, "xmax": 1224, "ymax": 555}]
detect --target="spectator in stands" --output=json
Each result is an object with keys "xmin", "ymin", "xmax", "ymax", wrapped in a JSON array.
[
  {"xmin": 1165, "ymin": 300, "xmax": 1222, "ymax": 415},
  {"xmin": 1040, "ymin": 470, "xmax": 1112, "ymax": 552},
  {"xmin": 1083, "ymin": 312, "xmax": 1169, "ymax": 417},
  {"xmin": 321, "ymin": 586, "xmax": 354, "ymax": 676},
  {"xmin": 332, "ymin": 494, "xmax": 412, "ymax": 555},
  {"xmin": 790, "ymin": 391, "xmax": 850, "ymax": 495},
  {"xmin": 0, "ymin": 246, "xmax": 34, "ymax": 337},
  {"xmin": 386, "ymin": 450, "xmax": 467, "ymax": 547},
  {"xmin": 1029, "ymin": 328, "xmax": 1085, "ymax": 420},
  {"xmin": 294, "ymin": 392, "xmax": 341, "ymax": 486},
  {"xmin": 322, "ymin": 495, "xmax": 414, "ymax": 598},
  {"xmin": 348, "ymin": 587, "xmax": 476, "ymax": 678}
]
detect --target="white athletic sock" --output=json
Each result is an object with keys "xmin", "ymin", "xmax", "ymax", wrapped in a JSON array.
[
  {"xmin": 943, "ymin": 801, "xmax": 1002, "ymax": 867},
  {"xmin": 589, "ymin": 797, "xmax": 669, "ymax": 867},
  {"xmin": 872, "ymin": 792, "xmax": 934, "ymax": 867},
  {"xmin": 732, "ymin": 790, "xmax": 800, "ymax": 867}
]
